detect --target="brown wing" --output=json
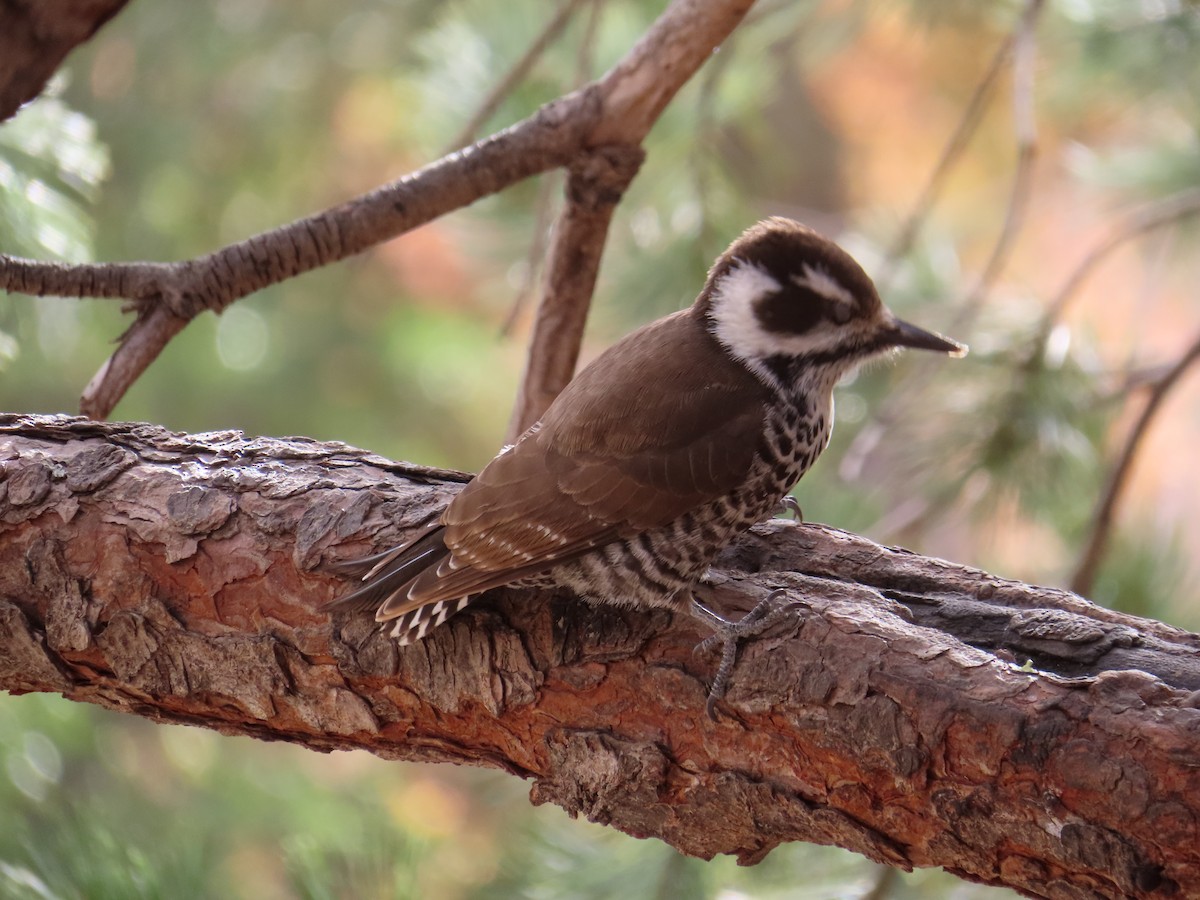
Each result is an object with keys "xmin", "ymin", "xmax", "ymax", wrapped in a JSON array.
[{"xmin": 379, "ymin": 309, "xmax": 769, "ymax": 617}]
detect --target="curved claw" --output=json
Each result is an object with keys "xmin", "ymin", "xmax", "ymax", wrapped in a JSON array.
[
  {"xmin": 777, "ymin": 496, "xmax": 804, "ymax": 522},
  {"xmin": 689, "ymin": 588, "xmax": 804, "ymax": 721}
]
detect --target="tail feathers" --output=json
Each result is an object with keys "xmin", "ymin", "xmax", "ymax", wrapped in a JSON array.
[
  {"xmin": 330, "ymin": 525, "xmax": 478, "ymax": 641},
  {"xmin": 389, "ymin": 596, "xmax": 477, "ymax": 644},
  {"xmin": 328, "ymin": 525, "xmax": 449, "ymax": 616},
  {"xmin": 325, "ymin": 545, "xmax": 402, "ymax": 578}
]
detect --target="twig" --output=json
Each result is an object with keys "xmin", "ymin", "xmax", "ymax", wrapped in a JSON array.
[
  {"xmin": 0, "ymin": 0, "xmax": 758, "ymax": 420},
  {"xmin": 876, "ymin": 29, "xmax": 1016, "ymax": 290},
  {"xmin": 1070, "ymin": 329, "xmax": 1200, "ymax": 597},
  {"xmin": 499, "ymin": 174, "xmax": 559, "ymax": 337},
  {"xmin": 444, "ymin": 0, "xmax": 588, "ymax": 153},
  {"xmin": 500, "ymin": 0, "xmax": 606, "ymax": 338},
  {"xmin": 1100, "ymin": 361, "xmax": 1179, "ymax": 403},
  {"xmin": 952, "ymin": 0, "xmax": 1044, "ymax": 331},
  {"xmin": 81, "ymin": 305, "xmax": 188, "ymax": 419},
  {"xmin": 3, "ymin": 114, "xmax": 592, "ymax": 417},
  {"xmin": 504, "ymin": 144, "xmax": 644, "ymax": 442},
  {"xmin": 1038, "ymin": 187, "xmax": 1200, "ymax": 340},
  {"xmin": 839, "ymin": 0, "xmax": 1044, "ymax": 486}
]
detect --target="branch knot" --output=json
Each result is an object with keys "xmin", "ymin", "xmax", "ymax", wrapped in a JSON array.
[{"xmin": 567, "ymin": 144, "xmax": 645, "ymax": 210}]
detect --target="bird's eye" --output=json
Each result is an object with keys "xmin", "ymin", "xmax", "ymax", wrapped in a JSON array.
[{"xmin": 829, "ymin": 303, "xmax": 853, "ymax": 325}]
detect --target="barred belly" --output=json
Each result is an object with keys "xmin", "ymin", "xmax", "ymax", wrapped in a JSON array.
[{"xmin": 532, "ymin": 394, "xmax": 830, "ymax": 612}]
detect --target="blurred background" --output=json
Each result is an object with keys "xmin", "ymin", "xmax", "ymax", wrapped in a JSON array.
[{"xmin": 2, "ymin": 0, "xmax": 1198, "ymax": 896}]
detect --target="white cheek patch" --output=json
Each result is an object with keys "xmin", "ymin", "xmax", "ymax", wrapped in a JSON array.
[{"xmin": 709, "ymin": 262, "xmax": 846, "ymax": 365}]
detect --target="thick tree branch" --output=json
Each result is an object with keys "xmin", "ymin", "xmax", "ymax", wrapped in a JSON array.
[
  {"xmin": 0, "ymin": 0, "xmax": 130, "ymax": 123},
  {"xmin": 2, "ymin": 414, "xmax": 1199, "ymax": 898},
  {"xmin": 0, "ymin": 0, "xmax": 755, "ymax": 421}
]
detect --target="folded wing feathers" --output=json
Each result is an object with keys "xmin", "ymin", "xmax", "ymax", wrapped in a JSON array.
[{"xmin": 330, "ymin": 327, "xmax": 771, "ymax": 638}]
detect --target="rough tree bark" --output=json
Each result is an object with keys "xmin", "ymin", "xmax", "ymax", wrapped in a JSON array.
[{"xmin": 2, "ymin": 414, "xmax": 1199, "ymax": 898}]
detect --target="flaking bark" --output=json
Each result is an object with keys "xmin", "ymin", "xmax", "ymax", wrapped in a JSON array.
[{"xmin": 1, "ymin": 413, "xmax": 1198, "ymax": 899}]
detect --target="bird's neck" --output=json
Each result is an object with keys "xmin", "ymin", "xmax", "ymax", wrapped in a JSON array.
[{"xmin": 742, "ymin": 352, "xmax": 853, "ymax": 406}]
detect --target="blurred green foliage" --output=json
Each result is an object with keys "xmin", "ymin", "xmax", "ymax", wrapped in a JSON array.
[{"xmin": 2, "ymin": 0, "xmax": 1199, "ymax": 896}]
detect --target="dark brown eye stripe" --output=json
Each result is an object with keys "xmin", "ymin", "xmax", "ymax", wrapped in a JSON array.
[{"xmin": 753, "ymin": 284, "xmax": 825, "ymax": 335}]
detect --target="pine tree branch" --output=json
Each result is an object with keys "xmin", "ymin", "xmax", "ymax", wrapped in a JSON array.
[
  {"xmin": 3, "ymin": 413, "xmax": 1199, "ymax": 898},
  {"xmin": 1071, "ymin": 330, "xmax": 1200, "ymax": 596}
]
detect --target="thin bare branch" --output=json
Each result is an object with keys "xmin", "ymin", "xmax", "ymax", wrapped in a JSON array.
[
  {"xmin": 445, "ymin": 0, "xmax": 589, "ymax": 153},
  {"xmin": 0, "ymin": 0, "xmax": 759, "ymax": 420},
  {"xmin": 951, "ymin": 0, "xmax": 1044, "ymax": 331},
  {"xmin": 1039, "ymin": 187, "xmax": 1200, "ymax": 339},
  {"xmin": 505, "ymin": 144, "xmax": 644, "ymax": 442},
  {"xmin": 1071, "ymin": 329, "xmax": 1200, "ymax": 596},
  {"xmin": 3, "ymin": 107, "xmax": 593, "ymax": 417},
  {"xmin": 80, "ymin": 305, "xmax": 188, "ymax": 419},
  {"xmin": 499, "ymin": 175, "xmax": 559, "ymax": 337},
  {"xmin": 840, "ymin": 0, "xmax": 1044, "ymax": 487},
  {"xmin": 876, "ymin": 29, "xmax": 1016, "ymax": 289}
]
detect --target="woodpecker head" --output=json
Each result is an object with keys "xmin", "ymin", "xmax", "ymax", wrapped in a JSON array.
[{"xmin": 698, "ymin": 218, "xmax": 965, "ymax": 387}]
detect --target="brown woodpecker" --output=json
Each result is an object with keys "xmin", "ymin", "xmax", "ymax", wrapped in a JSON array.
[{"xmin": 334, "ymin": 218, "xmax": 964, "ymax": 695}]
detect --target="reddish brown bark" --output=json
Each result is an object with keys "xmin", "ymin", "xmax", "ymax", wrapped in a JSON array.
[{"xmin": 1, "ymin": 413, "xmax": 1198, "ymax": 898}]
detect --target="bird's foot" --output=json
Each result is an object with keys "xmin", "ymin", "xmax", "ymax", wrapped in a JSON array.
[
  {"xmin": 691, "ymin": 588, "xmax": 804, "ymax": 720},
  {"xmin": 776, "ymin": 495, "xmax": 803, "ymax": 522}
]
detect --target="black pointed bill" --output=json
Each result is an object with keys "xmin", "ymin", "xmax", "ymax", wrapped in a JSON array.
[{"xmin": 885, "ymin": 318, "xmax": 967, "ymax": 356}]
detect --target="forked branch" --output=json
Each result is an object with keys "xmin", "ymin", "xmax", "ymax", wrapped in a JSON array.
[{"xmin": 0, "ymin": 0, "xmax": 757, "ymax": 420}]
